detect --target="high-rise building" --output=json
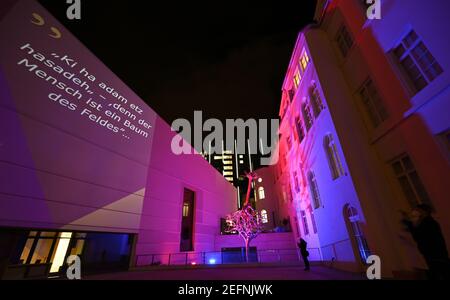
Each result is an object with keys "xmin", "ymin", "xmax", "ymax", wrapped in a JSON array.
[{"xmin": 201, "ymin": 140, "xmax": 256, "ymax": 208}]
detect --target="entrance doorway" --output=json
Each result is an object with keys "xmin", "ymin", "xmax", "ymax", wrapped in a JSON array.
[{"xmin": 180, "ymin": 188, "xmax": 195, "ymax": 252}]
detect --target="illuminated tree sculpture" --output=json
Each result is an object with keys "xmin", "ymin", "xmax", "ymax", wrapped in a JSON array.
[{"xmin": 225, "ymin": 171, "xmax": 263, "ymax": 262}]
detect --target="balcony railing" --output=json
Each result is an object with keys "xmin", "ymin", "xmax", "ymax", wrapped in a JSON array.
[
  {"xmin": 134, "ymin": 239, "xmax": 353, "ymax": 268},
  {"xmin": 135, "ymin": 248, "xmax": 304, "ymax": 267}
]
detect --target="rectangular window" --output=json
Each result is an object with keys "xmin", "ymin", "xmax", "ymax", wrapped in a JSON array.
[
  {"xmin": 299, "ymin": 50, "xmax": 310, "ymax": 73},
  {"xmin": 359, "ymin": 79, "xmax": 389, "ymax": 128},
  {"xmin": 302, "ymin": 103, "xmax": 313, "ymax": 132},
  {"xmin": 310, "ymin": 84, "xmax": 324, "ymax": 118},
  {"xmin": 288, "ymin": 89, "xmax": 295, "ymax": 102},
  {"xmin": 392, "ymin": 30, "xmax": 443, "ymax": 93},
  {"xmin": 293, "ymin": 69, "xmax": 301, "ymax": 89},
  {"xmin": 310, "ymin": 209, "xmax": 318, "ymax": 234},
  {"xmin": 293, "ymin": 171, "xmax": 300, "ymax": 193},
  {"xmin": 288, "ymin": 182, "xmax": 293, "ymax": 203},
  {"xmin": 308, "ymin": 172, "xmax": 322, "ymax": 209},
  {"xmin": 336, "ymin": 25, "xmax": 353, "ymax": 58},
  {"xmin": 300, "ymin": 210, "xmax": 309, "ymax": 236},
  {"xmin": 391, "ymin": 154, "xmax": 432, "ymax": 208},
  {"xmin": 295, "ymin": 117, "xmax": 305, "ymax": 143},
  {"xmin": 324, "ymin": 135, "xmax": 345, "ymax": 180},
  {"xmin": 180, "ymin": 189, "xmax": 195, "ymax": 252}
]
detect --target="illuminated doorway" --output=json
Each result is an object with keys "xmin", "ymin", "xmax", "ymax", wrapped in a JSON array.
[{"xmin": 180, "ymin": 188, "xmax": 195, "ymax": 252}]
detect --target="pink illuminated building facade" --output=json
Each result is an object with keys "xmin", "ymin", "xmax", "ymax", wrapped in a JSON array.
[
  {"xmin": 0, "ymin": 0, "xmax": 237, "ymax": 279},
  {"xmin": 272, "ymin": 0, "xmax": 450, "ymax": 277}
]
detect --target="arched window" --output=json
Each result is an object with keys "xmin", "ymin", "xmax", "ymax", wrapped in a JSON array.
[
  {"xmin": 302, "ymin": 102, "xmax": 313, "ymax": 131},
  {"xmin": 258, "ymin": 186, "xmax": 265, "ymax": 200},
  {"xmin": 261, "ymin": 209, "xmax": 268, "ymax": 224},
  {"xmin": 307, "ymin": 171, "xmax": 321, "ymax": 209},
  {"xmin": 324, "ymin": 134, "xmax": 345, "ymax": 179},
  {"xmin": 344, "ymin": 205, "xmax": 371, "ymax": 264},
  {"xmin": 309, "ymin": 84, "xmax": 324, "ymax": 118}
]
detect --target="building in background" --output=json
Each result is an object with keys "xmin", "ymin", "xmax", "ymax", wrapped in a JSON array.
[
  {"xmin": 273, "ymin": 0, "xmax": 450, "ymax": 277},
  {"xmin": 202, "ymin": 139, "xmax": 256, "ymax": 208}
]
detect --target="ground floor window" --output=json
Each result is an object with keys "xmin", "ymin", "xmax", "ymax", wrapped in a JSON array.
[
  {"xmin": 344, "ymin": 205, "xmax": 371, "ymax": 264},
  {"xmin": 1, "ymin": 229, "xmax": 133, "ymax": 279}
]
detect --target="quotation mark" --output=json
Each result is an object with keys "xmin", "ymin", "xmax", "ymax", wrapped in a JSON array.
[{"xmin": 30, "ymin": 13, "xmax": 62, "ymax": 39}]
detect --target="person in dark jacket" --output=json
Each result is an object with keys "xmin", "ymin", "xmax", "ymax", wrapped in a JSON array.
[
  {"xmin": 297, "ymin": 238, "xmax": 310, "ymax": 271},
  {"xmin": 402, "ymin": 204, "xmax": 449, "ymax": 280}
]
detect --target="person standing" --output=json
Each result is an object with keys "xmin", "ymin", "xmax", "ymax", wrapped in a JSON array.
[
  {"xmin": 402, "ymin": 204, "xmax": 449, "ymax": 280},
  {"xmin": 298, "ymin": 238, "xmax": 310, "ymax": 271}
]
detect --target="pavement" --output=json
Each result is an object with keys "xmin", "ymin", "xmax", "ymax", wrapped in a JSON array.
[{"xmin": 85, "ymin": 263, "xmax": 365, "ymax": 280}]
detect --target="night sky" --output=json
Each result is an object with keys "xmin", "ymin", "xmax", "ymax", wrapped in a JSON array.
[{"xmin": 38, "ymin": 0, "xmax": 316, "ymax": 126}]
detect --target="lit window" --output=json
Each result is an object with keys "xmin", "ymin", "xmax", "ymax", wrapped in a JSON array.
[
  {"xmin": 324, "ymin": 134, "xmax": 345, "ymax": 180},
  {"xmin": 213, "ymin": 156, "xmax": 223, "ymax": 160},
  {"xmin": 293, "ymin": 69, "xmax": 301, "ymax": 89},
  {"xmin": 359, "ymin": 79, "xmax": 388, "ymax": 128},
  {"xmin": 223, "ymin": 160, "xmax": 233, "ymax": 165},
  {"xmin": 239, "ymin": 160, "xmax": 244, "ymax": 164},
  {"xmin": 300, "ymin": 50, "xmax": 310, "ymax": 72},
  {"xmin": 391, "ymin": 154, "xmax": 432, "ymax": 208},
  {"xmin": 393, "ymin": 30, "xmax": 443, "ymax": 93},
  {"xmin": 225, "ymin": 177, "xmax": 234, "ymax": 182},
  {"xmin": 223, "ymin": 166, "xmax": 233, "ymax": 170},
  {"xmin": 183, "ymin": 202, "xmax": 189, "ymax": 217},
  {"xmin": 258, "ymin": 186, "xmax": 265, "ymax": 200},
  {"xmin": 239, "ymin": 155, "xmax": 244, "ymax": 158},
  {"xmin": 261, "ymin": 209, "xmax": 268, "ymax": 224},
  {"xmin": 308, "ymin": 171, "xmax": 321, "ymax": 209},
  {"xmin": 336, "ymin": 25, "xmax": 354, "ymax": 58},
  {"xmin": 223, "ymin": 171, "xmax": 233, "ymax": 176},
  {"xmin": 49, "ymin": 232, "xmax": 72, "ymax": 273}
]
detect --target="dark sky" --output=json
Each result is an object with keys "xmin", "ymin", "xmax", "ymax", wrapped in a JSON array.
[{"xmin": 38, "ymin": 0, "xmax": 316, "ymax": 125}]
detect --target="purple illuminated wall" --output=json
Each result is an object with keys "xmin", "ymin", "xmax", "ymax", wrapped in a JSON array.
[{"xmin": 0, "ymin": 0, "xmax": 236, "ymax": 260}]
